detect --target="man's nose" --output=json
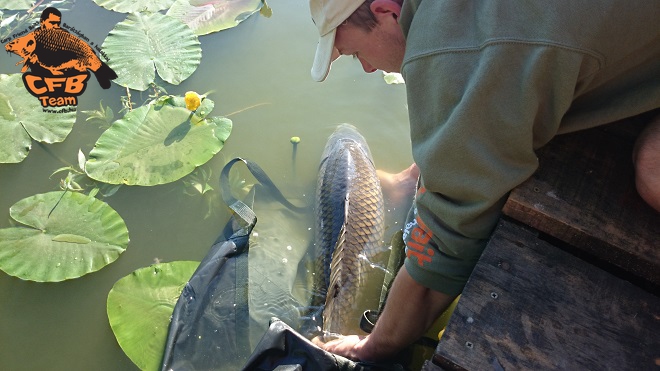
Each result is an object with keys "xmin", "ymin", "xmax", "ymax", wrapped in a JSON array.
[{"xmin": 359, "ymin": 58, "xmax": 376, "ymax": 73}]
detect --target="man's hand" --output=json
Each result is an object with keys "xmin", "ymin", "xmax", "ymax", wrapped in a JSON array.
[
  {"xmin": 312, "ymin": 266, "xmax": 456, "ymax": 362},
  {"xmin": 312, "ymin": 335, "xmax": 366, "ymax": 361}
]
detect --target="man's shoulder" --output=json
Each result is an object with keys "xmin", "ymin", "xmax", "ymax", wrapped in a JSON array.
[{"xmin": 402, "ymin": 0, "xmax": 659, "ymax": 63}]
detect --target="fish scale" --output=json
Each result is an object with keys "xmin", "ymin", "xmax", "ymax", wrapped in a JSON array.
[
  {"xmin": 33, "ymin": 28, "xmax": 102, "ymax": 70},
  {"xmin": 311, "ymin": 124, "xmax": 385, "ymax": 337}
]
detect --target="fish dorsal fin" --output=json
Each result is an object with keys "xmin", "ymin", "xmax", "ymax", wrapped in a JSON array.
[{"xmin": 326, "ymin": 193, "xmax": 350, "ymax": 302}]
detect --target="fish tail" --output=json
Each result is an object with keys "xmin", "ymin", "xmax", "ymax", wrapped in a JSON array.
[{"xmin": 93, "ymin": 61, "xmax": 117, "ymax": 89}]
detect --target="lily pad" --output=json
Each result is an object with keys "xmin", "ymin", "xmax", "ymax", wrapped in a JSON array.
[
  {"xmin": 102, "ymin": 12, "xmax": 201, "ymax": 91},
  {"xmin": 0, "ymin": 74, "xmax": 76, "ymax": 163},
  {"xmin": 107, "ymin": 261, "xmax": 199, "ymax": 371},
  {"xmin": 92, "ymin": 0, "xmax": 175, "ymax": 13},
  {"xmin": 0, "ymin": 0, "xmax": 32, "ymax": 10},
  {"xmin": 0, "ymin": 191, "xmax": 129, "ymax": 282},
  {"xmin": 166, "ymin": 0, "xmax": 264, "ymax": 36},
  {"xmin": 85, "ymin": 97, "xmax": 232, "ymax": 186}
]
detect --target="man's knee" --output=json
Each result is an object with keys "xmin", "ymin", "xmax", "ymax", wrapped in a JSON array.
[{"xmin": 633, "ymin": 113, "xmax": 660, "ymax": 212}]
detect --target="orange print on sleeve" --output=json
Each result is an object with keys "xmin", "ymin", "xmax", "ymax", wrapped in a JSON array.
[{"xmin": 406, "ymin": 214, "xmax": 435, "ymax": 267}]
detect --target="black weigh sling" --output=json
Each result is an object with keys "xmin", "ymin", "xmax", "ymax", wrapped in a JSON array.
[{"xmin": 160, "ymin": 158, "xmax": 403, "ymax": 371}]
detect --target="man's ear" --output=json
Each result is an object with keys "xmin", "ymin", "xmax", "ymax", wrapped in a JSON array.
[{"xmin": 370, "ymin": 0, "xmax": 402, "ymax": 22}]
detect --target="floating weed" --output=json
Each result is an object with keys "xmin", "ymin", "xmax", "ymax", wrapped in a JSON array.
[
  {"xmin": 50, "ymin": 150, "xmax": 122, "ymax": 199},
  {"xmin": 81, "ymin": 100, "xmax": 115, "ymax": 129}
]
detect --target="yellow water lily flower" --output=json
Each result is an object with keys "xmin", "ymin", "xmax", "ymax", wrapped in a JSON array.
[{"xmin": 184, "ymin": 91, "xmax": 202, "ymax": 111}]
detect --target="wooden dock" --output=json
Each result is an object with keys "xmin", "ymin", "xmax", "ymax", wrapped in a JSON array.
[{"xmin": 423, "ymin": 110, "xmax": 660, "ymax": 371}]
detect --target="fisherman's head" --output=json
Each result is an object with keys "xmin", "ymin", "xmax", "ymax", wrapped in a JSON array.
[
  {"xmin": 309, "ymin": 0, "xmax": 405, "ymax": 82},
  {"xmin": 40, "ymin": 7, "xmax": 62, "ymax": 29}
]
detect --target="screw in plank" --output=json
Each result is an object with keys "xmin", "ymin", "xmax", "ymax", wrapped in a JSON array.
[{"xmin": 491, "ymin": 292, "xmax": 499, "ymax": 299}]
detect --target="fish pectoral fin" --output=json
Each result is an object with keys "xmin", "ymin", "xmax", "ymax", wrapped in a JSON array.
[
  {"xmin": 326, "ymin": 282, "xmax": 341, "ymax": 300},
  {"xmin": 48, "ymin": 68, "xmax": 64, "ymax": 75}
]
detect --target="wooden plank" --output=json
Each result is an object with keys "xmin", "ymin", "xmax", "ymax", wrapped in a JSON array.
[
  {"xmin": 503, "ymin": 111, "xmax": 660, "ymax": 286},
  {"xmin": 421, "ymin": 360, "xmax": 445, "ymax": 371},
  {"xmin": 432, "ymin": 220, "xmax": 660, "ymax": 371}
]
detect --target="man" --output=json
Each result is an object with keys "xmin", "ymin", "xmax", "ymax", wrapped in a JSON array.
[
  {"xmin": 308, "ymin": 0, "xmax": 660, "ymax": 363},
  {"xmin": 40, "ymin": 7, "xmax": 62, "ymax": 29}
]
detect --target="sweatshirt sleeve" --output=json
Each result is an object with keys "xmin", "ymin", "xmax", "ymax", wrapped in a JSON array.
[{"xmin": 401, "ymin": 42, "xmax": 588, "ymax": 295}]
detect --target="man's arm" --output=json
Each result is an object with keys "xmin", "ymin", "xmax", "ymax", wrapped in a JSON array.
[{"xmin": 314, "ymin": 265, "xmax": 456, "ymax": 361}]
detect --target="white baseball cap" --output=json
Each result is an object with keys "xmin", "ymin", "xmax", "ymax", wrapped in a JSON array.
[{"xmin": 310, "ymin": 0, "xmax": 366, "ymax": 82}]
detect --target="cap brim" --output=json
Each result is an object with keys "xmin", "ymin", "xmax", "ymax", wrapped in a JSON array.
[{"xmin": 311, "ymin": 28, "xmax": 336, "ymax": 82}]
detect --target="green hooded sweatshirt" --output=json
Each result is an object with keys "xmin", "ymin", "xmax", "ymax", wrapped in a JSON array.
[{"xmin": 398, "ymin": 0, "xmax": 660, "ymax": 295}]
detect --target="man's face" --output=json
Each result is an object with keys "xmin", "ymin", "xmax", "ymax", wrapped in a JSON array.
[
  {"xmin": 333, "ymin": 12, "xmax": 406, "ymax": 75},
  {"xmin": 41, "ymin": 14, "xmax": 61, "ymax": 29}
]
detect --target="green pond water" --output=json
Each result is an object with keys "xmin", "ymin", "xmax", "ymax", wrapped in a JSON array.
[{"xmin": 0, "ymin": 1, "xmax": 412, "ymax": 369}]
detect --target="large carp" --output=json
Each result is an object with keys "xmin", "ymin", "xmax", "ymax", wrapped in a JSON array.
[{"xmin": 310, "ymin": 123, "xmax": 386, "ymax": 337}]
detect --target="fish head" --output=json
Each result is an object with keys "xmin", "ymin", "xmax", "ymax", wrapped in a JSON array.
[
  {"xmin": 5, "ymin": 32, "xmax": 36, "ymax": 58},
  {"xmin": 320, "ymin": 123, "xmax": 375, "ymax": 166}
]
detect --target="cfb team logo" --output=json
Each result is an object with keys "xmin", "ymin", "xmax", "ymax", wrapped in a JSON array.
[{"xmin": 4, "ymin": 7, "xmax": 117, "ymax": 109}]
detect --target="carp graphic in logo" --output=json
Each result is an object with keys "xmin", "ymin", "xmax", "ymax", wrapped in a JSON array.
[{"xmin": 5, "ymin": 7, "xmax": 117, "ymax": 108}]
